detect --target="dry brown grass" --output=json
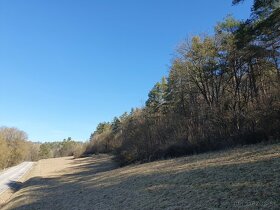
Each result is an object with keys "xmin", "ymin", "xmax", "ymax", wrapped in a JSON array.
[{"xmin": 1, "ymin": 142, "xmax": 280, "ymax": 210}]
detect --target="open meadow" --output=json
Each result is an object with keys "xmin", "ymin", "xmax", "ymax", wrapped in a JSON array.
[{"xmin": 1, "ymin": 142, "xmax": 279, "ymax": 210}]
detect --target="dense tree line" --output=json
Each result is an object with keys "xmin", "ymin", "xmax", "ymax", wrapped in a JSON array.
[
  {"xmin": 0, "ymin": 127, "xmax": 39, "ymax": 169},
  {"xmin": 38, "ymin": 137, "xmax": 85, "ymax": 159},
  {"xmin": 85, "ymin": 0, "xmax": 280, "ymax": 165},
  {"xmin": 0, "ymin": 127, "xmax": 84, "ymax": 170}
]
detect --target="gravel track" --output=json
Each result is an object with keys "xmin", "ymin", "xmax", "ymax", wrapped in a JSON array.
[{"xmin": 0, "ymin": 162, "xmax": 33, "ymax": 194}]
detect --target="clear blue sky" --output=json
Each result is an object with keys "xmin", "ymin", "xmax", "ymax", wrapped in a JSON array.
[{"xmin": 0, "ymin": 0, "xmax": 253, "ymax": 142}]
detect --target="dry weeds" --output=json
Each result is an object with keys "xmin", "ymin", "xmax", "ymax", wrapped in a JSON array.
[{"xmin": 1, "ymin": 143, "xmax": 280, "ymax": 210}]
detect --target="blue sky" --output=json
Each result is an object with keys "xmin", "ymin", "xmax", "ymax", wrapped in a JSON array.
[{"xmin": 0, "ymin": 0, "xmax": 253, "ymax": 142}]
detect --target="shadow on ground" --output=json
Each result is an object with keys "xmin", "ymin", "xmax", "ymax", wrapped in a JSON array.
[
  {"xmin": 6, "ymin": 181, "xmax": 23, "ymax": 193},
  {"xmin": 2, "ymin": 145, "xmax": 280, "ymax": 210}
]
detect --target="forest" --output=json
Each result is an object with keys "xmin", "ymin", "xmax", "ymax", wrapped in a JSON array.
[{"xmin": 85, "ymin": 0, "xmax": 280, "ymax": 165}]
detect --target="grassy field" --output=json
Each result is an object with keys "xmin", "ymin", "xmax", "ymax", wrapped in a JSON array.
[{"xmin": 1, "ymin": 142, "xmax": 280, "ymax": 210}]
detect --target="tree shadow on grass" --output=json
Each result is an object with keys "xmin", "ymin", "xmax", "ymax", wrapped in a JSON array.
[
  {"xmin": 2, "ymin": 151, "xmax": 280, "ymax": 210},
  {"xmin": 6, "ymin": 181, "xmax": 23, "ymax": 192}
]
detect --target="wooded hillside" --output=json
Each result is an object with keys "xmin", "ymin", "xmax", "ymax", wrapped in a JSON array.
[{"xmin": 85, "ymin": 0, "xmax": 280, "ymax": 165}]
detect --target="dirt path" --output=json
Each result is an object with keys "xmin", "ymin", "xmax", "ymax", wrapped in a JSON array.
[{"xmin": 1, "ymin": 143, "xmax": 280, "ymax": 210}]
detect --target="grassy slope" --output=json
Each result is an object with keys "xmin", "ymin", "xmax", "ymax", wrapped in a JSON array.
[{"xmin": 2, "ymin": 142, "xmax": 280, "ymax": 210}]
